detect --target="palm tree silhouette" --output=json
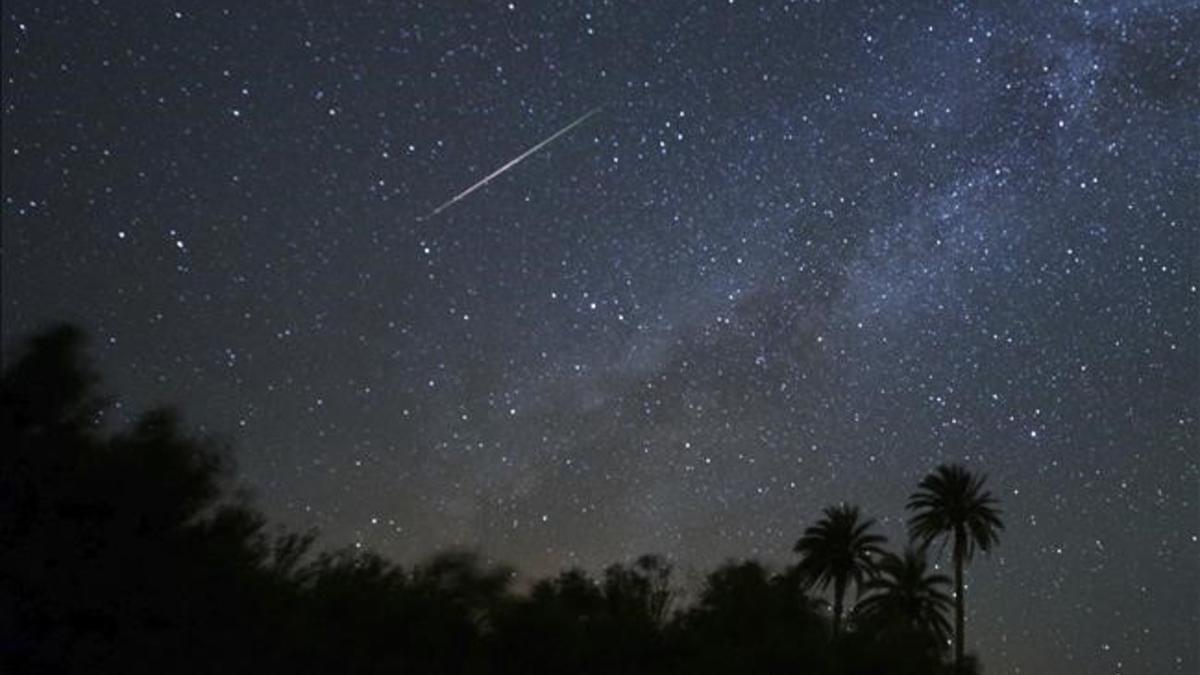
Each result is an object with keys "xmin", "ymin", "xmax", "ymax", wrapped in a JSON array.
[
  {"xmin": 793, "ymin": 504, "xmax": 886, "ymax": 639},
  {"xmin": 907, "ymin": 464, "xmax": 1004, "ymax": 672},
  {"xmin": 855, "ymin": 548, "xmax": 953, "ymax": 646}
]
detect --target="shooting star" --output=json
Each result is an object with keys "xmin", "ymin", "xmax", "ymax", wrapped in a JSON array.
[{"xmin": 421, "ymin": 106, "xmax": 601, "ymax": 220}]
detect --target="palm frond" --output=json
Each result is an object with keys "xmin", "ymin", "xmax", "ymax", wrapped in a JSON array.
[{"xmin": 906, "ymin": 464, "xmax": 1004, "ymax": 561}]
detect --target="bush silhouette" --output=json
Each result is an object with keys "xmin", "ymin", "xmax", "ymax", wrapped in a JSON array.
[{"xmin": 1, "ymin": 324, "xmax": 989, "ymax": 675}]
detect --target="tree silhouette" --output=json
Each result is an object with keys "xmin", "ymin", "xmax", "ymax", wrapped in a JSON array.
[
  {"xmin": 793, "ymin": 504, "xmax": 887, "ymax": 640},
  {"xmin": 675, "ymin": 560, "xmax": 828, "ymax": 674},
  {"xmin": 495, "ymin": 558, "xmax": 676, "ymax": 675},
  {"xmin": 603, "ymin": 554, "xmax": 676, "ymax": 628},
  {"xmin": 2, "ymin": 323, "xmax": 1008, "ymax": 675},
  {"xmin": 494, "ymin": 568, "xmax": 606, "ymax": 674},
  {"xmin": 0, "ymin": 325, "xmax": 288, "ymax": 675},
  {"xmin": 854, "ymin": 548, "xmax": 953, "ymax": 650},
  {"xmin": 908, "ymin": 464, "xmax": 1004, "ymax": 672},
  {"xmin": 0, "ymin": 323, "xmax": 103, "ymax": 436}
]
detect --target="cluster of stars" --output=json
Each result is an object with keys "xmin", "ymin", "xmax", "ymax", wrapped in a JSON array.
[{"xmin": 3, "ymin": 2, "xmax": 1197, "ymax": 674}]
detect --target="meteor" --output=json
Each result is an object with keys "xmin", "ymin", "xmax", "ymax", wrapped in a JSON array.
[{"xmin": 421, "ymin": 107, "xmax": 601, "ymax": 220}]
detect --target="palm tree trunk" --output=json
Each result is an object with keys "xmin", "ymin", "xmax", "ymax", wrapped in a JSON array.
[
  {"xmin": 833, "ymin": 577, "xmax": 845, "ymax": 640},
  {"xmin": 954, "ymin": 528, "xmax": 965, "ymax": 672}
]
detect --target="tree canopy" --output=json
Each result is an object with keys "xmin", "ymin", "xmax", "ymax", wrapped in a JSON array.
[{"xmin": 1, "ymin": 325, "xmax": 989, "ymax": 675}]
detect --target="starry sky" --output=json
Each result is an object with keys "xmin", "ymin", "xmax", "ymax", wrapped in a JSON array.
[{"xmin": 2, "ymin": 1, "xmax": 1198, "ymax": 672}]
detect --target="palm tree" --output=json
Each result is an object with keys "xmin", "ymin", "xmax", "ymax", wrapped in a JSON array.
[
  {"xmin": 854, "ymin": 548, "xmax": 953, "ymax": 646},
  {"xmin": 793, "ymin": 504, "xmax": 887, "ymax": 639},
  {"xmin": 907, "ymin": 464, "xmax": 1004, "ymax": 672}
]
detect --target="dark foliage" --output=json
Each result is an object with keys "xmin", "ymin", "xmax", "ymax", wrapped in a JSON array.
[
  {"xmin": 1, "ymin": 325, "xmax": 991, "ymax": 675},
  {"xmin": 793, "ymin": 504, "xmax": 887, "ymax": 639},
  {"xmin": 672, "ymin": 560, "xmax": 830, "ymax": 674},
  {"xmin": 848, "ymin": 549, "xmax": 954, "ymax": 674},
  {"xmin": 908, "ymin": 463, "xmax": 1004, "ymax": 672}
]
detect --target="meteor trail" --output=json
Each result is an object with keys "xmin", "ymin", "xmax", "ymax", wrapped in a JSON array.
[{"xmin": 421, "ymin": 107, "xmax": 601, "ymax": 220}]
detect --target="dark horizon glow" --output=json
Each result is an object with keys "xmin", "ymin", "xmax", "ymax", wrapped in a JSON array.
[{"xmin": 2, "ymin": 2, "xmax": 1196, "ymax": 673}]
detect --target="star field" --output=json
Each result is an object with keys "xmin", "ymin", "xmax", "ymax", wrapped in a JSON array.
[{"xmin": 2, "ymin": 2, "xmax": 1197, "ymax": 673}]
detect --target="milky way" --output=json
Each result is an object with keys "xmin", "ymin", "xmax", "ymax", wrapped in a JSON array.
[{"xmin": 2, "ymin": 2, "xmax": 1197, "ymax": 673}]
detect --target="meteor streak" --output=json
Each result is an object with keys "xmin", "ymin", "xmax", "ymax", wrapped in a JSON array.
[{"xmin": 421, "ymin": 107, "xmax": 601, "ymax": 220}]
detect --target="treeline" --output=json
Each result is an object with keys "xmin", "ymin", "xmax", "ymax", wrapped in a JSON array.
[{"xmin": 1, "ymin": 325, "xmax": 1000, "ymax": 675}]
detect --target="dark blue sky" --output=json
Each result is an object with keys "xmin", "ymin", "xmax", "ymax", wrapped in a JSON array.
[{"xmin": 3, "ymin": 2, "xmax": 1197, "ymax": 672}]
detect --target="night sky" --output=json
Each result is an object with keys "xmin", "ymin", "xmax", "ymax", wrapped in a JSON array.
[{"xmin": 2, "ymin": 1, "xmax": 1198, "ymax": 673}]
